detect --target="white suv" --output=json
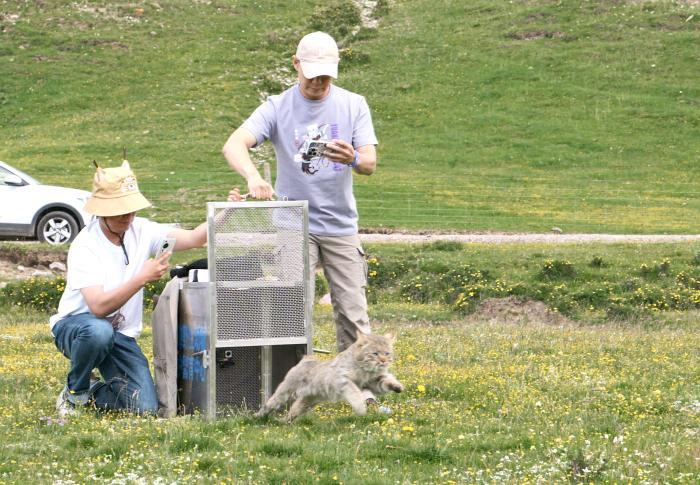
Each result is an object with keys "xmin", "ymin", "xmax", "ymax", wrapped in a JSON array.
[{"xmin": 0, "ymin": 161, "xmax": 92, "ymax": 245}]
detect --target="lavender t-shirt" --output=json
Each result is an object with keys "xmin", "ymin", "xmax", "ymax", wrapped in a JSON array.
[{"xmin": 242, "ymin": 84, "xmax": 378, "ymax": 236}]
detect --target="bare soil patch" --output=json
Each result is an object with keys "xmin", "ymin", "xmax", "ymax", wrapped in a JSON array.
[
  {"xmin": 0, "ymin": 248, "xmax": 66, "ymax": 283},
  {"xmin": 470, "ymin": 296, "xmax": 573, "ymax": 326},
  {"xmin": 506, "ymin": 30, "xmax": 568, "ymax": 41}
]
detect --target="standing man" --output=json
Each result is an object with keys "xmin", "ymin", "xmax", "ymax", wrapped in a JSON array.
[{"xmin": 222, "ymin": 31, "xmax": 378, "ymax": 352}]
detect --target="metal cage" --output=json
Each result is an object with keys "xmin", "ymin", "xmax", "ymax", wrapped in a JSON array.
[{"xmin": 203, "ymin": 200, "xmax": 312, "ymax": 417}]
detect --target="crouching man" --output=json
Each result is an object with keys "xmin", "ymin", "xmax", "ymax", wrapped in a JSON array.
[{"xmin": 49, "ymin": 160, "xmax": 239, "ymax": 417}]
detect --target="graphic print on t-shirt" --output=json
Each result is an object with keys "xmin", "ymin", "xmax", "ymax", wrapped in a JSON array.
[{"xmin": 293, "ymin": 122, "xmax": 343, "ymax": 175}]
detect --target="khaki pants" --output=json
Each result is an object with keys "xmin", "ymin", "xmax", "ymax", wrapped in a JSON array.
[{"xmin": 309, "ymin": 233, "xmax": 370, "ymax": 352}]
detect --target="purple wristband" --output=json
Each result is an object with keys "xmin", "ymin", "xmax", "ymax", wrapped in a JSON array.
[{"xmin": 350, "ymin": 150, "xmax": 360, "ymax": 168}]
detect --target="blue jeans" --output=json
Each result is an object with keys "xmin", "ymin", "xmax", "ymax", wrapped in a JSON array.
[{"xmin": 52, "ymin": 313, "xmax": 158, "ymax": 415}]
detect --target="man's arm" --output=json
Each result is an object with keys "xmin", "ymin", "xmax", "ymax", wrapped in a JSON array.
[
  {"xmin": 325, "ymin": 141, "xmax": 377, "ymax": 175},
  {"xmin": 168, "ymin": 224, "xmax": 207, "ymax": 252},
  {"xmin": 167, "ymin": 188, "xmax": 243, "ymax": 252},
  {"xmin": 222, "ymin": 127, "xmax": 275, "ymax": 199},
  {"xmin": 167, "ymin": 187, "xmax": 243, "ymax": 251},
  {"xmin": 80, "ymin": 253, "xmax": 171, "ymax": 317},
  {"xmin": 353, "ymin": 144, "xmax": 377, "ymax": 175}
]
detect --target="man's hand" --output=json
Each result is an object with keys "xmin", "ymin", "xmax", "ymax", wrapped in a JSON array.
[
  {"xmin": 247, "ymin": 173, "xmax": 275, "ymax": 200},
  {"xmin": 80, "ymin": 252, "xmax": 172, "ymax": 318},
  {"xmin": 325, "ymin": 139, "xmax": 355, "ymax": 165},
  {"xmin": 223, "ymin": 127, "xmax": 275, "ymax": 199},
  {"xmin": 326, "ymin": 143, "xmax": 377, "ymax": 175},
  {"xmin": 228, "ymin": 187, "xmax": 242, "ymax": 202},
  {"xmin": 139, "ymin": 252, "xmax": 171, "ymax": 283}
]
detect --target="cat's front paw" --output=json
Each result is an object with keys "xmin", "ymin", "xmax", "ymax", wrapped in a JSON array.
[{"xmin": 388, "ymin": 381, "xmax": 404, "ymax": 393}]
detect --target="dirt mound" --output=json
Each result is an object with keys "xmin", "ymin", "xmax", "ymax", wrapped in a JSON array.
[
  {"xmin": 506, "ymin": 30, "xmax": 568, "ymax": 41},
  {"xmin": 0, "ymin": 247, "xmax": 66, "ymax": 266},
  {"xmin": 471, "ymin": 296, "xmax": 572, "ymax": 326},
  {"xmin": 0, "ymin": 247, "xmax": 66, "ymax": 282}
]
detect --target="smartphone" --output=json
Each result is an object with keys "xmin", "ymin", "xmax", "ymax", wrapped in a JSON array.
[
  {"xmin": 156, "ymin": 237, "xmax": 176, "ymax": 258},
  {"xmin": 307, "ymin": 140, "xmax": 328, "ymax": 159}
]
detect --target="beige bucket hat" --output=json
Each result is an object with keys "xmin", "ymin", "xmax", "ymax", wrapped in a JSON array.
[{"xmin": 84, "ymin": 160, "xmax": 151, "ymax": 217}]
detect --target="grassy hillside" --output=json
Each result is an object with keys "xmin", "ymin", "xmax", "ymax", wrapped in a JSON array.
[{"xmin": 1, "ymin": 0, "xmax": 698, "ymax": 233}]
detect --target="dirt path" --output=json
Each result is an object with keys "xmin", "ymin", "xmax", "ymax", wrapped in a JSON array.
[
  {"xmin": 360, "ymin": 233, "xmax": 700, "ymax": 244},
  {"xmin": 2, "ymin": 232, "xmax": 699, "ymax": 282}
]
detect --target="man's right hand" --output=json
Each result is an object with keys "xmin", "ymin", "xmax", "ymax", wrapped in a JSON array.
[
  {"xmin": 247, "ymin": 174, "xmax": 275, "ymax": 200},
  {"xmin": 223, "ymin": 127, "xmax": 275, "ymax": 199},
  {"xmin": 81, "ymin": 251, "xmax": 172, "ymax": 318},
  {"xmin": 140, "ymin": 252, "xmax": 171, "ymax": 283}
]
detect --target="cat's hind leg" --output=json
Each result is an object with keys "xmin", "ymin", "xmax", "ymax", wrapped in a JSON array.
[
  {"xmin": 285, "ymin": 397, "xmax": 314, "ymax": 422},
  {"xmin": 255, "ymin": 386, "xmax": 293, "ymax": 418}
]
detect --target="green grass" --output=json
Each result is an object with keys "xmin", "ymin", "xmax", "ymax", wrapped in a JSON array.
[
  {"xmin": 1, "ymin": 303, "xmax": 698, "ymax": 482},
  {"xmin": 0, "ymin": 242, "xmax": 699, "ymax": 481},
  {"xmin": 1, "ymin": 0, "xmax": 699, "ymax": 233}
]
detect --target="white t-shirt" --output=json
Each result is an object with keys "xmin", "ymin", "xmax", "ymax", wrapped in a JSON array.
[{"xmin": 49, "ymin": 217, "xmax": 170, "ymax": 338}]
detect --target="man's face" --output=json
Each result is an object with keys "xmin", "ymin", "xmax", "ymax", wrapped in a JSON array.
[
  {"xmin": 293, "ymin": 57, "xmax": 333, "ymax": 100},
  {"xmin": 104, "ymin": 212, "xmax": 136, "ymax": 233}
]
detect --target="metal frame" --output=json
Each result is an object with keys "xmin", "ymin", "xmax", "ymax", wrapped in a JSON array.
[{"xmin": 205, "ymin": 201, "xmax": 311, "ymax": 418}]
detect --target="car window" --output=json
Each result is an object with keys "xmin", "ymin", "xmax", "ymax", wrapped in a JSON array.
[
  {"xmin": 0, "ymin": 164, "xmax": 39, "ymax": 185},
  {"xmin": 0, "ymin": 166, "xmax": 13, "ymax": 185}
]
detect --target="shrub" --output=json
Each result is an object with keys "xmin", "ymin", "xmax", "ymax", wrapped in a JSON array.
[
  {"xmin": 675, "ymin": 271, "xmax": 700, "ymax": 290},
  {"xmin": 1, "ymin": 277, "xmax": 65, "ymax": 312},
  {"xmin": 398, "ymin": 264, "xmax": 491, "ymax": 307},
  {"xmin": 361, "ymin": 249, "xmax": 700, "ymax": 319},
  {"xmin": 400, "ymin": 274, "xmax": 433, "ymax": 304},
  {"xmin": 373, "ymin": 0, "xmax": 390, "ymax": 18},
  {"xmin": 571, "ymin": 284, "xmax": 612, "ymax": 309},
  {"xmin": 589, "ymin": 256, "xmax": 607, "ymax": 268},
  {"xmin": 315, "ymin": 273, "xmax": 329, "ymax": 301},
  {"xmin": 426, "ymin": 241, "xmax": 465, "ymax": 252},
  {"xmin": 441, "ymin": 265, "xmax": 490, "ymax": 302},
  {"xmin": 366, "ymin": 255, "xmax": 406, "ymax": 289},
  {"xmin": 339, "ymin": 47, "xmax": 370, "ymax": 65},
  {"xmin": 1, "ymin": 276, "xmax": 168, "ymax": 313},
  {"xmin": 307, "ymin": 0, "xmax": 361, "ymax": 40},
  {"xmin": 692, "ymin": 251, "xmax": 700, "ymax": 266},
  {"xmin": 639, "ymin": 258, "xmax": 671, "ymax": 278},
  {"xmin": 144, "ymin": 279, "xmax": 168, "ymax": 308},
  {"xmin": 538, "ymin": 259, "xmax": 576, "ymax": 280},
  {"xmin": 621, "ymin": 278, "xmax": 642, "ymax": 292}
]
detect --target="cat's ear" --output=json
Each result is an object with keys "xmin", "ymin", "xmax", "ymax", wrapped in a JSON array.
[{"xmin": 384, "ymin": 332, "xmax": 396, "ymax": 343}]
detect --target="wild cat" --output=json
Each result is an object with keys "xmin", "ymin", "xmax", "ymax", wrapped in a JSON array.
[{"xmin": 255, "ymin": 332, "xmax": 404, "ymax": 422}]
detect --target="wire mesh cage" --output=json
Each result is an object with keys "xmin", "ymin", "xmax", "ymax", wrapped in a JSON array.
[{"xmin": 203, "ymin": 201, "xmax": 312, "ymax": 417}]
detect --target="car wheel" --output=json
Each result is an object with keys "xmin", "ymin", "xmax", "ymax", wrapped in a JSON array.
[{"xmin": 37, "ymin": 211, "xmax": 79, "ymax": 245}]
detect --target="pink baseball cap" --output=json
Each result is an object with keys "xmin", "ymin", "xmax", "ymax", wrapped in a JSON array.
[{"xmin": 295, "ymin": 32, "xmax": 340, "ymax": 79}]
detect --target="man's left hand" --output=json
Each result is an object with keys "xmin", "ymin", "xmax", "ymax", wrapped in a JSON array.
[{"xmin": 325, "ymin": 139, "xmax": 355, "ymax": 165}]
